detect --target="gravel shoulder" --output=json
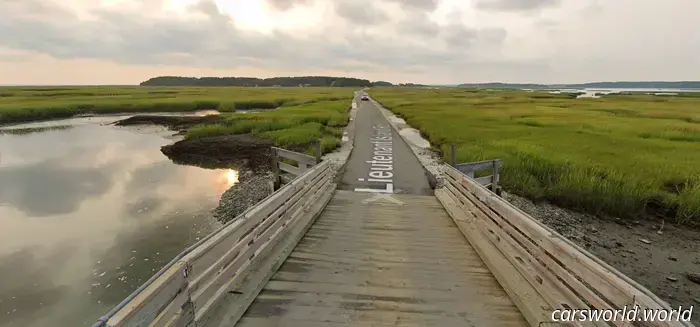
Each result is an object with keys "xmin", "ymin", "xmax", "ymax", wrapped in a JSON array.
[{"xmin": 371, "ymin": 98, "xmax": 700, "ymax": 323}]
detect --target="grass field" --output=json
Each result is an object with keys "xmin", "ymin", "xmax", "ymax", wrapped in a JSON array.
[
  {"xmin": 368, "ymin": 88, "xmax": 700, "ymax": 224},
  {"xmin": 0, "ymin": 86, "xmax": 354, "ymax": 155}
]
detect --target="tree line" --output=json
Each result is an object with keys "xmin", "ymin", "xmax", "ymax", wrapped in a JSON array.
[{"xmin": 140, "ymin": 76, "xmax": 412, "ymax": 87}]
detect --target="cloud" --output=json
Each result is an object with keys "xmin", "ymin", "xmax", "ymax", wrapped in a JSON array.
[
  {"xmin": 266, "ymin": 0, "xmax": 314, "ymax": 11},
  {"xmin": 474, "ymin": 0, "xmax": 561, "ymax": 12},
  {"xmin": 0, "ymin": 0, "xmax": 699, "ymax": 84},
  {"xmin": 334, "ymin": 0, "xmax": 388, "ymax": 25},
  {"xmin": 0, "ymin": 0, "xmax": 508, "ymax": 74},
  {"xmin": 385, "ymin": 0, "xmax": 439, "ymax": 12}
]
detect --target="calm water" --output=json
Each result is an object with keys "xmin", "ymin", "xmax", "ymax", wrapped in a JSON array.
[
  {"xmin": 0, "ymin": 116, "xmax": 236, "ymax": 327},
  {"xmin": 540, "ymin": 87, "xmax": 700, "ymax": 98}
]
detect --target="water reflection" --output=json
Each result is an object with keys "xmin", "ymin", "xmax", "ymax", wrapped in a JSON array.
[
  {"xmin": 227, "ymin": 169, "xmax": 239, "ymax": 186},
  {"xmin": 0, "ymin": 118, "xmax": 230, "ymax": 327}
]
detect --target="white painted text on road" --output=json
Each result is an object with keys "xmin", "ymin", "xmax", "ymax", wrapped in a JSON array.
[{"xmin": 355, "ymin": 124, "xmax": 394, "ymax": 193}]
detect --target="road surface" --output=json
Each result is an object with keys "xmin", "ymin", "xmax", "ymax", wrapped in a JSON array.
[{"xmin": 338, "ymin": 94, "xmax": 433, "ymax": 195}]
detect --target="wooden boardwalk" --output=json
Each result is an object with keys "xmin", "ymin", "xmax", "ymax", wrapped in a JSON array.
[{"xmin": 237, "ymin": 190, "xmax": 528, "ymax": 327}]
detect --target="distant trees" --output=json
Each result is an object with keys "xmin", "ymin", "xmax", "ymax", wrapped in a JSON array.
[
  {"xmin": 371, "ymin": 81, "xmax": 393, "ymax": 87},
  {"xmin": 141, "ymin": 76, "xmax": 373, "ymax": 87}
]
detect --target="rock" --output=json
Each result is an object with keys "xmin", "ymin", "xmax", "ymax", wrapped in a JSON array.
[
  {"xmin": 666, "ymin": 276, "xmax": 678, "ymax": 282},
  {"xmin": 686, "ymin": 272, "xmax": 700, "ymax": 285},
  {"xmin": 639, "ymin": 238, "xmax": 652, "ymax": 244},
  {"xmin": 213, "ymin": 172, "xmax": 275, "ymax": 223},
  {"xmin": 590, "ymin": 227, "xmax": 598, "ymax": 233},
  {"xmin": 668, "ymin": 255, "xmax": 678, "ymax": 261},
  {"xmin": 615, "ymin": 241, "xmax": 624, "ymax": 247}
]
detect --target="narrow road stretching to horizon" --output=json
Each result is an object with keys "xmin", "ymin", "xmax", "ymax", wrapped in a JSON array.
[{"xmin": 338, "ymin": 94, "xmax": 433, "ymax": 196}]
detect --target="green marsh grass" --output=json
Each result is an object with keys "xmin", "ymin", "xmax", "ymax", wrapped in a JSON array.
[
  {"xmin": 0, "ymin": 86, "xmax": 352, "ymax": 125},
  {"xmin": 186, "ymin": 100, "xmax": 351, "ymax": 154},
  {"xmin": 0, "ymin": 86, "xmax": 353, "ymax": 155},
  {"xmin": 369, "ymin": 88, "xmax": 700, "ymax": 225}
]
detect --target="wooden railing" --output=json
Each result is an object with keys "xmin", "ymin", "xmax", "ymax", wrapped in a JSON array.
[
  {"xmin": 449, "ymin": 144, "xmax": 502, "ymax": 194},
  {"xmin": 436, "ymin": 164, "xmax": 693, "ymax": 327},
  {"xmin": 271, "ymin": 139, "xmax": 322, "ymax": 188},
  {"xmin": 95, "ymin": 154, "xmax": 336, "ymax": 327}
]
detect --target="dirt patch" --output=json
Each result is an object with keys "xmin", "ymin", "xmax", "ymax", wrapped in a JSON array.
[
  {"xmin": 504, "ymin": 192, "xmax": 700, "ymax": 323},
  {"xmin": 161, "ymin": 134, "xmax": 274, "ymax": 172},
  {"xmin": 114, "ymin": 115, "xmax": 224, "ymax": 131}
]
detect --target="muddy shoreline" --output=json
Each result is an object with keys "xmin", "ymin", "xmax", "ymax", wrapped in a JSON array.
[{"xmin": 115, "ymin": 114, "xmax": 278, "ymax": 223}]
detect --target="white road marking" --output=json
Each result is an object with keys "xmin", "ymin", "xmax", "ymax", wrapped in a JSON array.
[
  {"xmin": 361, "ymin": 193, "xmax": 405, "ymax": 205},
  {"xmin": 354, "ymin": 184, "xmax": 393, "ymax": 193}
]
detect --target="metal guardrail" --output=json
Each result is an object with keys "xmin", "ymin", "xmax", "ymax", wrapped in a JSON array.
[
  {"xmin": 93, "ymin": 148, "xmax": 335, "ymax": 327},
  {"xmin": 437, "ymin": 165, "xmax": 694, "ymax": 327}
]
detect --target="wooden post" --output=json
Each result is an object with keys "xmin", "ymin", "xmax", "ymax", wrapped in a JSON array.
[
  {"xmin": 315, "ymin": 139, "xmax": 322, "ymax": 164},
  {"xmin": 492, "ymin": 160, "xmax": 500, "ymax": 193},
  {"xmin": 450, "ymin": 144, "xmax": 456, "ymax": 166},
  {"xmin": 271, "ymin": 148, "xmax": 280, "ymax": 190}
]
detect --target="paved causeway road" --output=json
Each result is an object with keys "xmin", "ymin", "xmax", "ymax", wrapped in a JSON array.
[{"xmin": 339, "ymin": 93, "xmax": 433, "ymax": 195}]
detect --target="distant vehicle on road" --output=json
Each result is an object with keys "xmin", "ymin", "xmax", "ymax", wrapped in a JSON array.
[{"xmin": 360, "ymin": 94, "xmax": 369, "ymax": 101}]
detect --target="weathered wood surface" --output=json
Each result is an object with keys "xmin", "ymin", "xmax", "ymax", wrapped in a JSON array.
[
  {"xmin": 271, "ymin": 147, "xmax": 317, "ymax": 167},
  {"xmin": 439, "ymin": 165, "xmax": 691, "ymax": 327},
  {"xmin": 104, "ymin": 159, "xmax": 335, "ymax": 327},
  {"xmin": 455, "ymin": 159, "xmax": 502, "ymax": 174},
  {"xmin": 237, "ymin": 190, "xmax": 528, "ymax": 327},
  {"xmin": 454, "ymin": 158, "xmax": 501, "ymax": 192}
]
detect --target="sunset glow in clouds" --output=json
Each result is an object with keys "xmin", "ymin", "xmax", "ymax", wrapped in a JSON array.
[{"xmin": 0, "ymin": 0, "xmax": 699, "ymax": 85}]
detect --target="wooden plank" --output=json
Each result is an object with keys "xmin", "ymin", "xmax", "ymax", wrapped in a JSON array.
[
  {"xmin": 187, "ymin": 169, "xmax": 331, "ymax": 297},
  {"xmin": 445, "ymin": 179, "xmax": 606, "ymax": 327},
  {"xmin": 435, "ymin": 189, "xmax": 551, "ymax": 327},
  {"xmin": 183, "ymin": 162, "xmax": 329, "ymax": 281},
  {"xmin": 183, "ymin": 187, "xmax": 294, "ymax": 281},
  {"xmin": 272, "ymin": 147, "xmax": 316, "ymax": 166},
  {"xmin": 197, "ymin": 176, "xmax": 333, "ymax": 325},
  {"xmin": 455, "ymin": 159, "xmax": 502, "ymax": 173},
  {"xmin": 280, "ymin": 173, "xmax": 293, "ymax": 184},
  {"xmin": 241, "ymin": 189, "xmax": 529, "ymax": 327},
  {"xmin": 492, "ymin": 161, "xmax": 500, "ymax": 191},
  {"xmin": 193, "ymin": 168, "xmax": 332, "ymax": 320},
  {"xmin": 445, "ymin": 174, "xmax": 622, "ymax": 327},
  {"xmin": 446, "ymin": 173, "xmax": 628, "ymax": 327},
  {"xmin": 107, "ymin": 262, "xmax": 188, "ymax": 327},
  {"xmin": 192, "ymin": 169, "xmax": 331, "ymax": 313},
  {"xmin": 278, "ymin": 161, "xmax": 303, "ymax": 176},
  {"xmin": 444, "ymin": 166, "xmax": 679, "ymax": 325},
  {"xmin": 474, "ymin": 175, "xmax": 493, "ymax": 186},
  {"xmin": 148, "ymin": 291, "xmax": 191, "ymax": 327},
  {"xmin": 200, "ymin": 182, "xmax": 336, "ymax": 327},
  {"xmin": 453, "ymin": 172, "xmax": 640, "ymax": 307}
]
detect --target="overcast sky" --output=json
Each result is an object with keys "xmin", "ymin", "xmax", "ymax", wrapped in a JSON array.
[{"xmin": 1, "ymin": 0, "xmax": 698, "ymax": 85}]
